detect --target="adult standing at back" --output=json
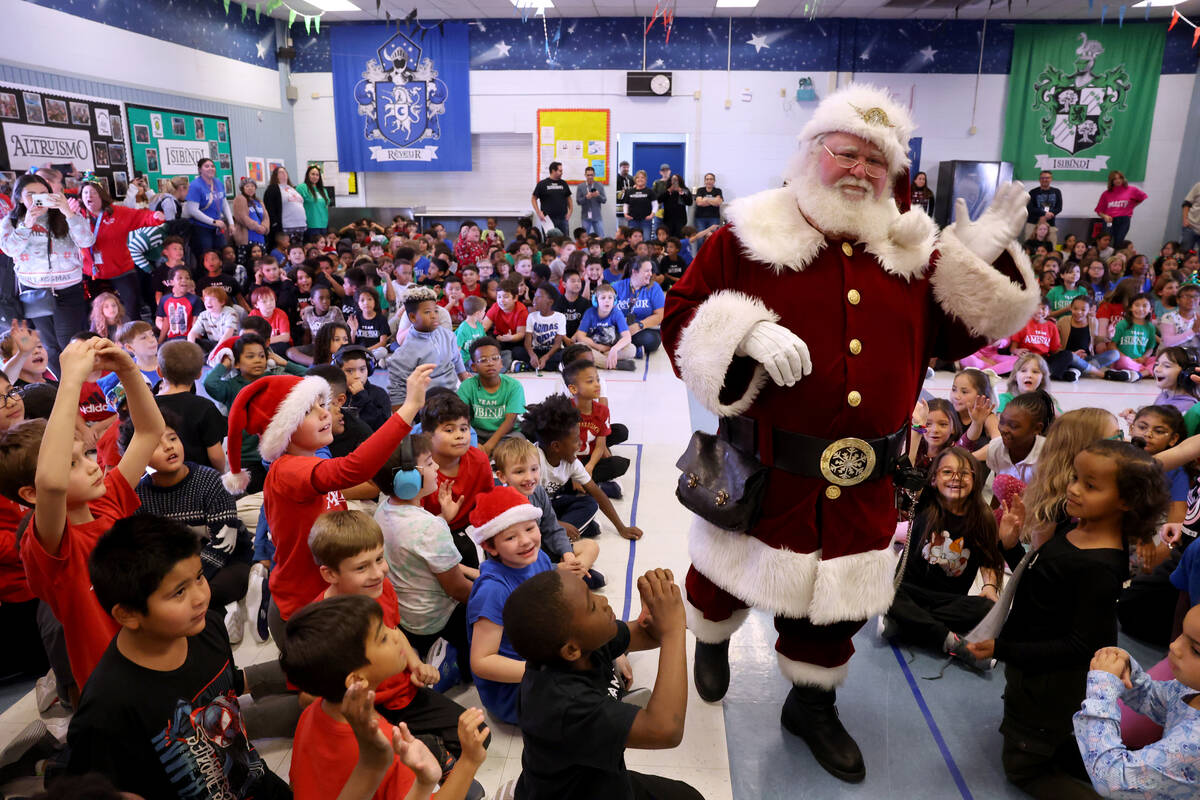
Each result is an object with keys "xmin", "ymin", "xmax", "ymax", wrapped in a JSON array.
[
  {"xmin": 264, "ymin": 166, "xmax": 307, "ymax": 245},
  {"xmin": 1095, "ymin": 170, "xmax": 1147, "ymax": 246},
  {"xmin": 657, "ymin": 174, "xmax": 692, "ymax": 238},
  {"xmin": 296, "ymin": 165, "xmax": 330, "ymax": 239},
  {"xmin": 78, "ymin": 179, "xmax": 164, "ymax": 318},
  {"xmin": 0, "ymin": 172, "xmax": 93, "ymax": 372},
  {"xmin": 693, "ymin": 173, "xmax": 724, "ymax": 231},
  {"xmin": 532, "ymin": 161, "xmax": 572, "ymax": 235},
  {"xmin": 623, "ymin": 171, "xmax": 655, "ymax": 242},
  {"xmin": 615, "ymin": 160, "xmax": 632, "ymax": 219},
  {"xmin": 1025, "ymin": 170, "xmax": 1062, "ymax": 244},
  {"xmin": 651, "ymin": 163, "xmax": 673, "ymax": 238},
  {"xmin": 1182, "ymin": 180, "xmax": 1200, "ymax": 255},
  {"xmin": 232, "ymin": 178, "xmax": 270, "ymax": 265},
  {"xmin": 183, "ymin": 158, "xmax": 233, "ymax": 262},
  {"xmin": 575, "ymin": 166, "xmax": 607, "ymax": 237}
]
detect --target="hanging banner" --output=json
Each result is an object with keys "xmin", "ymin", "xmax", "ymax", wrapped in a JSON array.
[
  {"xmin": 1002, "ymin": 24, "xmax": 1164, "ymax": 181},
  {"xmin": 331, "ymin": 22, "xmax": 472, "ymax": 172},
  {"xmin": 0, "ymin": 81, "xmax": 129, "ymax": 198},
  {"xmin": 125, "ymin": 105, "xmax": 235, "ymax": 198}
]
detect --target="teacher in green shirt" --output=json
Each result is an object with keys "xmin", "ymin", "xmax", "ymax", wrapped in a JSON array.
[{"xmin": 296, "ymin": 165, "xmax": 330, "ymax": 238}]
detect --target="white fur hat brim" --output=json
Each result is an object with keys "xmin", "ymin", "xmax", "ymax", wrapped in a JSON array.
[
  {"xmin": 798, "ymin": 83, "xmax": 914, "ymax": 176},
  {"xmin": 466, "ymin": 504, "xmax": 543, "ymax": 546},
  {"xmin": 255, "ymin": 376, "xmax": 331, "ymax": 463}
]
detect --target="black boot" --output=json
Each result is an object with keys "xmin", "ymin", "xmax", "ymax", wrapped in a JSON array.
[
  {"xmin": 693, "ymin": 639, "xmax": 731, "ymax": 702},
  {"xmin": 781, "ymin": 685, "xmax": 865, "ymax": 783}
]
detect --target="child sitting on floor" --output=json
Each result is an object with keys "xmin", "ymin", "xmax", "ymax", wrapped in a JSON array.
[
  {"xmin": 389, "ymin": 287, "xmax": 470, "ymax": 409},
  {"xmin": 457, "ymin": 336, "xmax": 525, "ymax": 458},
  {"xmin": 563, "ymin": 357, "xmax": 630, "ymax": 495},
  {"xmin": 908, "ymin": 397, "xmax": 962, "ymax": 472},
  {"xmin": 188, "ymin": 286, "xmax": 239, "ymax": 352},
  {"xmin": 155, "ymin": 340, "xmax": 228, "ymax": 471}
]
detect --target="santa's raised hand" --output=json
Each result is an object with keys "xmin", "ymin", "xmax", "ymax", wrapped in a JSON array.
[{"xmin": 950, "ymin": 182, "xmax": 1029, "ymax": 265}]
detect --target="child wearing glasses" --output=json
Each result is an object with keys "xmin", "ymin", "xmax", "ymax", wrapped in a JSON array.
[{"xmin": 880, "ymin": 447, "xmax": 1008, "ymax": 670}]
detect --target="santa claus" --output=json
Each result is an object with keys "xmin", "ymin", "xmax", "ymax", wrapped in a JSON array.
[{"xmin": 661, "ymin": 84, "xmax": 1038, "ymax": 782}]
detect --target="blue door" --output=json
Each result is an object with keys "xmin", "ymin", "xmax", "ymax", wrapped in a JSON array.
[{"xmin": 632, "ymin": 142, "xmax": 685, "ymax": 183}]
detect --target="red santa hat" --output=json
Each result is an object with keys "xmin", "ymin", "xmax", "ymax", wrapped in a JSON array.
[
  {"xmin": 798, "ymin": 83, "xmax": 915, "ymax": 177},
  {"xmin": 465, "ymin": 486, "xmax": 542, "ymax": 546},
  {"xmin": 222, "ymin": 375, "xmax": 330, "ymax": 495}
]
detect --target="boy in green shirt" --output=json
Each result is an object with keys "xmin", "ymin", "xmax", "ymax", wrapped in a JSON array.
[
  {"xmin": 455, "ymin": 296, "xmax": 488, "ymax": 368},
  {"xmin": 456, "ymin": 336, "xmax": 525, "ymax": 457}
]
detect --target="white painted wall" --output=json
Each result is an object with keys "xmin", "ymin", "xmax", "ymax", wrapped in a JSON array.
[
  {"xmin": 294, "ymin": 67, "xmax": 1193, "ymax": 253},
  {"xmin": 5, "ymin": 2, "xmax": 282, "ymax": 111}
]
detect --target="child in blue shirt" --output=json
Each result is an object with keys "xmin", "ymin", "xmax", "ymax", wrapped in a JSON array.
[
  {"xmin": 1072, "ymin": 606, "xmax": 1200, "ymax": 799},
  {"xmin": 572, "ymin": 284, "xmax": 636, "ymax": 371},
  {"xmin": 465, "ymin": 487, "xmax": 554, "ymax": 725}
]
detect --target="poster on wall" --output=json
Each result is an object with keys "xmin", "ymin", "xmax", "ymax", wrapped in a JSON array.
[
  {"xmin": 0, "ymin": 81, "xmax": 130, "ymax": 198},
  {"xmin": 125, "ymin": 104, "xmax": 234, "ymax": 194},
  {"xmin": 245, "ymin": 157, "xmax": 266, "ymax": 184},
  {"xmin": 536, "ymin": 109, "xmax": 609, "ymax": 183},
  {"xmin": 330, "ymin": 23, "xmax": 472, "ymax": 172},
  {"xmin": 1001, "ymin": 24, "xmax": 1164, "ymax": 182}
]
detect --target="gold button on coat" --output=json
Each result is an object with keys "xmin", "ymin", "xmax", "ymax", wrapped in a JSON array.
[
  {"xmin": 847, "ymin": 289, "xmax": 861, "ymax": 305},
  {"xmin": 849, "ymin": 339, "xmax": 862, "ymax": 355},
  {"xmin": 841, "ymin": 242, "xmax": 853, "ymax": 256},
  {"xmin": 847, "ymin": 390, "xmax": 862, "ymax": 407},
  {"xmin": 825, "ymin": 485, "xmax": 842, "ymax": 500}
]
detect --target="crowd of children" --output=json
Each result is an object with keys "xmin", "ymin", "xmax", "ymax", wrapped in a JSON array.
[
  {"xmin": 3, "ymin": 208, "xmax": 1200, "ymax": 800},
  {"xmin": 0, "ymin": 214, "xmax": 709, "ymax": 800}
]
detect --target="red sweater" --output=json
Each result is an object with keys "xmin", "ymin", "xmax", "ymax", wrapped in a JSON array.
[
  {"xmin": 265, "ymin": 415, "xmax": 412, "ymax": 619},
  {"xmin": 1012, "ymin": 319, "xmax": 1061, "ymax": 356},
  {"xmin": 82, "ymin": 206, "xmax": 162, "ymax": 279},
  {"xmin": 0, "ymin": 496, "xmax": 32, "ymax": 604},
  {"xmin": 421, "ymin": 446, "xmax": 494, "ymax": 531},
  {"xmin": 1095, "ymin": 185, "xmax": 1147, "ymax": 219}
]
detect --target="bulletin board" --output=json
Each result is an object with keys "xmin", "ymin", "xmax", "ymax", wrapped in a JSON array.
[
  {"xmin": 125, "ymin": 104, "xmax": 235, "ymax": 198},
  {"xmin": 536, "ymin": 109, "xmax": 609, "ymax": 184}
]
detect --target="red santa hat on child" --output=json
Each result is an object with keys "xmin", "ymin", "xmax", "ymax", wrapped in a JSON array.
[
  {"xmin": 465, "ymin": 486, "xmax": 543, "ymax": 546},
  {"xmin": 222, "ymin": 374, "xmax": 330, "ymax": 495},
  {"xmin": 798, "ymin": 83, "xmax": 916, "ymax": 178}
]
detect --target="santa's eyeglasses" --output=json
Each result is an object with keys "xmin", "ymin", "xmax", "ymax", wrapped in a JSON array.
[{"xmin": 821, "ymin": 144, "xmax": 886, "ymax": 180}]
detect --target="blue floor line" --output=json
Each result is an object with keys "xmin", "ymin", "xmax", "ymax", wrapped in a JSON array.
[
  {"xmin": 891, "ymin": 644, "xmax": 974, "ymax": 800},
  {"xmin": 621, "ymin": 443, "xmax": 644, "ymax": 621},
  {"xmin": 642, "ymin": 354, "xmax": 650, "ymax": 382}
]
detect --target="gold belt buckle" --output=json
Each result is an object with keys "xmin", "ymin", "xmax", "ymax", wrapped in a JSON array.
[{"xmin": 819, "ymin": 437, "xmax": 877, "ymax": 487}]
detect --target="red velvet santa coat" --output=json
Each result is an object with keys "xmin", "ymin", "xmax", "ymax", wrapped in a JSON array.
[{"xmin": 662, "ymin": 187, "xmax": 1038, "ymax": 628}]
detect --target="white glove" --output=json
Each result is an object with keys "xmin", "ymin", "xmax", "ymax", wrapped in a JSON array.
[
  {"xmin": 950, "ymin": 182, "xmax": 1029, "ymax": 265},
  {"xmin": 212, "ymin": 525, "xmax": 238, "ymax": 554},
  {"xmin": 736, "ymin": 321, "xmax": 812, "ymax": 387}
]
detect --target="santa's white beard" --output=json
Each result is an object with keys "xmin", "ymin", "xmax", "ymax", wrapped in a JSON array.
[{"xmin": 786, "ymin": 154, "xmax": 895, "ymax": 243}]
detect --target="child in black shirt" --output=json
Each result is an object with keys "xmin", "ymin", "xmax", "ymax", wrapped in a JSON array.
[
  {"xmin": 554, "ymin": 269, "xmax": 592, "ymax": 338},
  {"xmin": 66, "ymin": 515, "xmax": 291, "ymax": 799},
  {"xmin": 503, "ymin": 568, "xmax": 702, "ymax": 800}
]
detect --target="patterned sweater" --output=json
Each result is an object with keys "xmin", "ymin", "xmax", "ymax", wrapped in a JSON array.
[{"xmin": 135, "ymin": 464, "xmax": 246, "ymax": 575}]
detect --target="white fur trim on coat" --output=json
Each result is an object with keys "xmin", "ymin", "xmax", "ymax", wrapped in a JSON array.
[
  {"xmin": 798, "ymin": 83, "xmax": 914, "ymax": 177},
  {"xmin": 674, "ymin": 290, "xmax": 777, "ymax": 418},
  {"xmin": 726, "ymin": 188, "xmax": 932, "ymax": 281},
  {"xmin": 688, "ymin": 517, "xmax": 898, "ymax": 622},
  {"xmin": 256, "ymin": 376, "xmax": 331, "ymax": 464},
  {"xmin": 222, "ymin": 468, "xmax": 251, "ymax": 496},
  {"xmin": 466, "ymin": 504, "xmax": 542, "ymax": 546},
  {"xmin": 777, "ymin": 653, "xmax": 851, "ymax": 689},
  {"xmin": 686, "ymin": 602, "xmax": 750, "ymax": 644},
  {"xmin": 930, "ymin": 228, "xmax": 1040, "ymax": 341}
]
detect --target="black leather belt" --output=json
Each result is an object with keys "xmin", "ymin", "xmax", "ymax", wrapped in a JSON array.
[{"xmin": 719, "ymin": 416, "xmax": 906, "ymax": 487}]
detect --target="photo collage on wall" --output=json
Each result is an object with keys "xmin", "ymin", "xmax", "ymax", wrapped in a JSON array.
[
  {"xmin": 0, "ymin": 82, "xmax": 130, "ymax": 199},
  {"xmin": 125, "ymin": 104, "xmax": 233, "ymax": 198}
]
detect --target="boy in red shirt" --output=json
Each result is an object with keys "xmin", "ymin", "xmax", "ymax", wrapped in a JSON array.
[
  {"xmin": 483, "ymin": 278, "xmax": 529, "ymax": 368},
  {"xmin": 459, "ymin": 265, "xmax": 482, "ymax": 299},
  {"xmin": 156, "ymin": 266, "xmax": 202, "ymax": 343},
  {"xmin": 418, "ymin": 393, "xmax": 494, "ymax": 570},
  {"xmin": 562, "ymin": 359, "xmax": 630, "ymax": 492},
  {"xmin": 2, "ymin": 337, "xmax": 164, "ymax": 696},
  {"xmin": 221, "ymin": 364, "xmax": 435, "ymax": 651},
  {"xmin": 283, "ymin": 594, "xmax": 489, "ymax": 800},
  {"xmin": 1010, "ymin": 297, "xmax": 1061, "ymax": 357},
  {"xmin": 309, "ymin": 510, "xmax": 474, "ymax": 772}
]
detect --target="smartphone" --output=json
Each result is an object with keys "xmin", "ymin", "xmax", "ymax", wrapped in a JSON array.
[{"xmin": 31, "ymin": 194, "xmax": 55, "ymax": 208}]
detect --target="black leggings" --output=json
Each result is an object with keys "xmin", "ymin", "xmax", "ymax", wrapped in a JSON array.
[
  {"xmin": 631, "ymin": 327, "xmax": 662, "ymax": 354},
  {"xmin": 406, "ymin": 602, "xmax": 471, "ymax": 682},
  {"xmin": 886, "ymin": 583, "xmax": 994, "ymax": 651},
  {"xmin": 0, "ymin": 598, "xmax": 49, "ymax": 680},
  {"xmin": 209, "ymin": 560, "xmax": 252, "ymax": 608}
]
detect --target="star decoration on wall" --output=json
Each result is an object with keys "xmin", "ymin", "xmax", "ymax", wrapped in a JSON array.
[
  {"xmin": 256, "ymin": 38, "xmax": 269, "ymax": 60},
  {"xmin": 495, "ymin": 40, "xmax": 511, "ymax": 57},
  {"xmin": 918, "ymin": 45, "xmax": 937, "ymax": 63},
  {"xmin": 747, "ymin": 33, "xmax": 770, "ymax": 54}
]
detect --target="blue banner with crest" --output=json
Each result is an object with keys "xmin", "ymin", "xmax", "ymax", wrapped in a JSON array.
[{"xmin": 331, "ymin": 23, "xmax": 471, "ymax": 172}]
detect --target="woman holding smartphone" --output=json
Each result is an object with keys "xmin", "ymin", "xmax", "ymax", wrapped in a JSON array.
[{"xmin": 0, "ymin": 172, "xmax": 93, "ymax": 373}]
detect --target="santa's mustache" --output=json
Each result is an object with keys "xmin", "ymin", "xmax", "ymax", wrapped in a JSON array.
[{"xmin": 835, "ymin": 176, "xmax": 874, "ymax": 194}]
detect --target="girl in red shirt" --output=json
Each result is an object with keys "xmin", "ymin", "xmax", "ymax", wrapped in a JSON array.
[{"xmin": 78, "ymin": 180, "xmax": 163, "ymax": 317}]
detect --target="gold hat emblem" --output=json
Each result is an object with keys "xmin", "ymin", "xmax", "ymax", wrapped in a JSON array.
[{"xmin": 851, "ymin": 104, "xmax": 894, "ymax": 128}]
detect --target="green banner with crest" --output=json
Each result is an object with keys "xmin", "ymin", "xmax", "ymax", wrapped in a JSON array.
[{"xmin": 1002, "ymin": 24, "xmax": 1163, "ymax": 182}]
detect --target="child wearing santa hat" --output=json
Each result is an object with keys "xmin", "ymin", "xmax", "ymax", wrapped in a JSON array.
[
  {"xmin": 464, "ymin": 486, "xmax": 554, "ymax": 725},
  {"xmin": 222, "ymin": 361, "xmax": 436, "ymax": 654}
]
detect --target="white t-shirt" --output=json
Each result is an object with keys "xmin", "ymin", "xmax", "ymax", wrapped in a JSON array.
[
  {"xmin": 280, "ymin": 184, "xmax": 307, "ymax": 229},
  {"xmin": 528, "ymin": 310, "xmax": 566, "ymax": 351},
  {"xmin": 375, "ymin": 501, "xmax": 462, "ymax": 634},
  {"xmin": 986, "ymin": 435, "xmax": 1045, "ymax": 483},
  {"xmin": 538, "ymin": 448, "xmax": 591, "ymax": 495}
]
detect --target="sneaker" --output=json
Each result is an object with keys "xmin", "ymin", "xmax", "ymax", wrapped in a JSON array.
[
  {"xmin": 615, "ymin": 359, "xmax": 636, "ymax": 371},
  {"xmin": 925, "ymin": 367, "xmax": 935, "ymax": 381},
  {"xmin": 635, "ymin": 345, "xmax": 645, "ymax": 359},
  {"xmin": 1104, "ymin": 369, "xmax": 1132, "ymax": 382},
  {"xmin": 599, "ymin": 480, "xmax": 622, "ymax": 499},
  {"xmin": 1127, "ymin": 369, "xmax": 1143, "ymax": 382},
  {"xmin": 246, "ymin": 563, "xmax": 271, "ymax": 644},
  {"xmin": 1062, "ymin": 368, "xmax": 1081, "ymax": 382},
  {"xmin": 224, "ymin": 601, "xmax": 247, "ymax": 645},
  {"xmin": 35, "ymin": 670, "xmax": 58, "ymax": 713},
  {"xmin": 580, "ymin": 520, "xmax": 602, "ymax": 538},
  {"xmin": 946, "ymin": 633, "xmax": 995, "ymax": 671},
  {"xmin": 465, "ymin": 780, "xmax": 486, "ymax": 800},
  {"xmin": 496, "ymin": 779, "xmax": 518, "ymax": 800},
  {"xmin": 876, "ymin": 615, "xmax": 898, "ymax": 641},
  {"xmin": 583, "ymin": 568, "xmax": 606, "ymax": 589},
  {"xmin": 509, "ymin": 360, "xmax": 528, "ymax": 373}
]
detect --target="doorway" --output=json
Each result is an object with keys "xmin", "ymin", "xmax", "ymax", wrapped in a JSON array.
[{"xmin": 632, "ymin": 142, "xmax": 686, "ymax": 183}]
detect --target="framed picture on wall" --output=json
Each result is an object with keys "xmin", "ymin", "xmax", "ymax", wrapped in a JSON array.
[
  {"xmin": 171, "ymin": 117, "xmax": 185, "ymax": 136},
  {"xmin": 0, "ymin": 93, "xmax": 16, "ymax": 119},
  {"xmin": 150, "ymin": 113, "xmax": 164, "ymax": 138},
  {"xmin": 69, "ymin": 101, "xmax": 90, "ymax": 126},
  {"xmin": 110, "ymin": 116, "xmax": 123, "ymax": 142},
  {"xmin": 93, "ymin": 142, "xmax": 109, "ymax": 168},
  {"xmin": 193, "ymin": 118, "xmax": 205, "ymax": 140},
  {"xmin": 22, "ymin": 92, "xmax": 43, "ymax": 124},
  {"xmin": 112, "ymin": 171, "xmax": 128, "ymax": 196},
  {"xmin": 96, "ymin": 108, "xmax": 111, "ymax": 137},
  {"xmin": 218, "ymin": 151, "xmax": 231, "ymax": 170},
  {"xmin": 133, "ymin": 124, "xmax": 150, "ymax": 145},
  {"xmin": 223, "ymin": 174, "xmax": 234, "ymax": 196},
  {"xmin": 45, "ymin": 98, "xmax": 68, "ymax": 124},
  {"xmin": 145, "ymin": 149, "xmax": 159, "ymax": 172},
  {"xmin": 108, "ymin": 144, "xmax": 126, "ymax": 166},
  {"xmin": 267, "ymin": 159, "xmax": 286, "ymax": 179},
  {"xmin": 245, "ymin": 157, "xmax": 265, "ymax": 184},
  {"xmin": 209, "ymin": 141, "xmax": 219, "ymax": 160},
  {"xmin": 217, "ymin": 121, "xmax": 227, "ymax": 142}
]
